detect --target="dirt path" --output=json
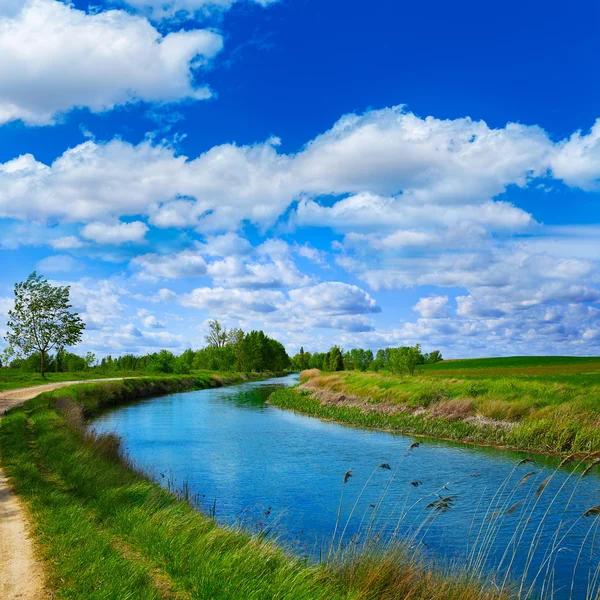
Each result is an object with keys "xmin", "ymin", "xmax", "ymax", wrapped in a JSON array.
[{"xmin": 0, "ymin": 378, "xmax": 127, "ymax": 600}]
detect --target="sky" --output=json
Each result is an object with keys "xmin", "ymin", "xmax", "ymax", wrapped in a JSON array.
[{"xmin": 0, "ymin": 0, "xmax": 599, "ymax": 359}]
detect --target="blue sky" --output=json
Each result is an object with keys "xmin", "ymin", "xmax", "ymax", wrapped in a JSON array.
[{"xmin": 0, "ymin": 0, "xmax": 599, "ymax": 359}]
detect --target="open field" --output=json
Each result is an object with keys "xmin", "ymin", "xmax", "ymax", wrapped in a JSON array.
[
  {"xmin": 269, "ymin": 357, "xmax": 600, "ymax": 455},
  {"xmin": 419, "ymin": 356, "xmax": 600, "ymax": 380},
  {"xmin": 0, "ymin": 376, "xmax": 506, "ymax": 600}
]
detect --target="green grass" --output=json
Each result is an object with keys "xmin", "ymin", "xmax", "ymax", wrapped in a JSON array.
[
  {"xmin": 0, "ymin": 375, "xmax": 505, "ymax": 600},
  {"xmin": 0, "ymin": 369, "xmax": 144, "ymax": 392},
  {"xmin": 272, "ymin": 363, "xmax": 600, "ymax": 455},
  {"xmin": 421, "ymin": 356, "xmax": 600, "ymax": 370},
  {"xmin": 0, "ymin": 369, "xmax": 272, "ymax": 393}
]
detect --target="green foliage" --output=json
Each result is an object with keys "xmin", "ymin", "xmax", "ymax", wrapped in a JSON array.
[
  {"xmin": 291, "ymin": 347, "xmax": 311, "ymax": 371},
  {"xmin": 329, "ymin": 346, "xmax": 344, "ymax": 372},
  {"xmin": 2, "ymin": 317, "xmax": 290, "ymax": 381},
  {"xmin": 275, "ymin": 366, "xmax": 600, "ymax": 455},
  {"xmin": 5, "ymin": 272, "xmax": 85, "ymax": 377},
  {"xmin": 314, "ymin": 344, "xmax": 441, "ymax": 375}
]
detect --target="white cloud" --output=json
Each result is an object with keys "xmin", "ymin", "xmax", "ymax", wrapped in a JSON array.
[
  {"xmin": 116, "ymin": 0, "xmax": 278, "ymax": 20},
  {"xmin": 207, "ymin": 255, "xmax": 313, "ymax": 289},
  {"xmin": 0, "ymin": 0, "xmax": 223, "ymax": 125},
  {"xmin": 551, "ymin": 119, "xmax": 600, "ymax": 190},
  {"xmin": 313, "ymin": 314, "xmax": 375, "ymax": 333},
  {"xmin": 132, "ymin": 249, "xmax": 208, "ymax": 279},
  {"xmin": 66, "ymin": 279, "xmax": 125, "ymax": 329},
  {"xmin": 288, "ymin": 282, "xmax": 380, "ymax": 316},
  {"xmin": 200, "ymin": 232, "xmax": 254, "ymax": 257},
  {"xmin": 50, "ymin": 236, "xmax": 85, "ymax": 249},
  {"xmin": 82, "ymin": 221, "xmax": 149, "ymax": 245},
  {"xmin": 413, "ymin": 295, "xmax": 449, "ymax": 318},
  {"xmin": 37, "ymin": 254, "xmax": 83, "ymax": 273},
  {"xmin": 293, "ymin": 107, "xmax": 552, "ymax": 201},
  {"xmin": 141, "ymin": 314, "xmax": 165, "ymax": 328},
  {"xmin": 181, "ymin": 286, "xmax": 286, "ymax": 315}
]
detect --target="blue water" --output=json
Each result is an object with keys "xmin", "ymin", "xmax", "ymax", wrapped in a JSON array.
[{"xmin": 93, "ymin": 375, "xmax": 600, "ymax": 599}]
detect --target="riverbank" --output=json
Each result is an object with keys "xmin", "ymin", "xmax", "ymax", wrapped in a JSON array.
[
  {"xmin": 268, "ymin": 367, "xmax": 600, "ymax": 456},
  {"xmin": 0, "ymin": 375, "xmax": 505, "ymax": 600}
]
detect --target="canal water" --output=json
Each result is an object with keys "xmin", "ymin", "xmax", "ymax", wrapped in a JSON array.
[{"xmin": 93, "ymin": 374, "xmax": 600, "ymax": 599}]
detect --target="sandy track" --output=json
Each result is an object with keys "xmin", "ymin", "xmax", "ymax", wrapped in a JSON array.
[{"xmin": 0, "ymin": 378, "xmax": 126, "ymax": 600}]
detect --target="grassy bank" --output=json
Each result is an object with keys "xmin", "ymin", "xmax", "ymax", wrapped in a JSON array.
[
  {"xmin": 0, "ymin": 369, "xmax": 264, "ymax": 393},
  {"xmin": 269, "ymin": 359, "xmax": 600, "ymax": 455},
  {"xmin": 0, "ymin": 375, "xmax": 504, "ymax": 600},
  {"xmin": 0, "ymin": 370, "xmax": 145, "ymax": 392}
]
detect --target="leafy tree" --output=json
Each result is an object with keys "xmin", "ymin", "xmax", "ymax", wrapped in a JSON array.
[
  {"xmin": 309, "ymin": 352, "xmax": 326, "ymax": 370},
  {"xmin": 205, "ymin": 320, "xmax": 228, "ymax": 348},
  {"xmin": 148, "ymin": 350, "xmax": 176, "ymax": 374},
  {"xmin": 228, "ymin": 328, "xmax": 246, "ymax": 371},
  {"xmin": 329, "ymin": 346, "xmax": 344, "ymax": 371},
  {"xmin": 5, "ymin": 272, "xmax": 85, "ymax": 377},
  {"xmin": 424, "ymin": 350, "xmax": 443, "ymax": 363},
  {"xmin": 84, "ymin": 352, "xmax": 96, "ymax": 369}
]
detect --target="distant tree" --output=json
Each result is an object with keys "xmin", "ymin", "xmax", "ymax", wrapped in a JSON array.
[
  {"xmin": 205, "ymin": 320, "xmax": 228, "ymax": 348},
  {"xmin": 4, "ymin": 272, "xmax": 85, "ymax": 377},
  {"xmin": 424, "ymin": 350, "xmax": 443, "ymax": 364},
  {"xmin": 148, "ymin": 350, "xmax": 176, "ymax": 374},
  {"xmin": 364, "ymin": 349, "xmax": 374, "ymax": 369},
  {"xmin": 329, "ymin": 346, "xmax": 344, "ymax": 372},
  {"xmin": 389, "ymin": 344, "xmax": 423, "ymax": 376},
  {"xmin": 84, "ymin": 352, "xmax": 96, "ymax": 369},
  {"xmin": 228, "ymin": 327, "xmax": 246, "ymax": 371},
  {"xmin": 309, "ymin": 352, "xmax": 326, "ymax": 370}
]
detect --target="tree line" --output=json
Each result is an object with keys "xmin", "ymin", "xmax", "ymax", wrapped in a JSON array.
[
  {"xmin": 3, "ymin": 320, "xmax": 291, "ymax": 375},
  {"xmin": 290, "ymin": 344, "xmax": 442, "ymax": 376},
  {"xmin": 2, "ymin": 272, "xmax": 442, "ymax": 378}
]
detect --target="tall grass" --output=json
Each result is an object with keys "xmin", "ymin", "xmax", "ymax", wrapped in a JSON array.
[
  {"xmin": 323, "ymin": 447, "xmax": 600, "ymax": 600},
  {"xmin": 271, "ymin": 370, "xmax": 600, "ymax": 455}
]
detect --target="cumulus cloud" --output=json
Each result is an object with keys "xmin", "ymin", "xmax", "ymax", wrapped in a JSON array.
[
  {"xmin": 0, "ymin": 0, "xmax": 223, "ymax": 125},
  {"xmin": 132, "ymin": 249, "xmax": 208, "ymax": 279},
  {"xmin": 207, "ymin": 255, "xmax": 313, "ymax": 289},
  {"xmin": 551, "ymin": 119, "xmax": 600, "ymax": 190},
  {"xmin": 82, "ymin": 221, "xmax": 149, "ymax": 245},
  {"xmin": 65, "ymin": 279, "xmax": 125, "ymax": 329},
  {"xmin": 413, "ymin": 295, "xmax": 449, "ymax": 318},
  {"xmin": 181, "ymin": 287, "xmax": 285, "ymax": 314},
  {"xmin": 288, "ymin": 282, "xmax": 380, "ymax": 316},
  {"xmin": 141, "ymin": 314, "xmax": 165, "ymax": 328}
]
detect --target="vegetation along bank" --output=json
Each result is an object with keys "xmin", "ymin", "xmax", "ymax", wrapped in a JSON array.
[{"xmin": 269, "ymin": 356, "xmax": 600, "ymax": 456}]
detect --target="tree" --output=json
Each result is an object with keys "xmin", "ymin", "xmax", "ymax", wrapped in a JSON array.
[
  {"xmin": 5, "ymin": 272, "xmax": 85, "ymax": 377},
  {"xmin": 84, "ymin": 352, "xmax": 96, "ymax": 369},
  {"xmin": 205, "ymin": 320, "xmax": 228, "ymax": 348},
  {"xmin": 228, "ymin": 327, "xmax": 245, "ymax": 371},
  {"xmin": 329, "ymin": 346, "xmax": 344, "ymax": 372},
  {"xmin": 424, "ymin": 350, "xmax": 443, "ymax": 364}
]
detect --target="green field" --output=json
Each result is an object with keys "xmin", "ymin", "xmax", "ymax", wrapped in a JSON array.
[
  {"xmin": 0, "ymin": 375, "xmax": 505, "ymax": 600},
  {"xmin": 269, "ymin": 357, "xmax": 600, "ymax": 456},
  {"xmin": 421, "ymin": 356, "xmax": 600, "ymax": 371}
]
